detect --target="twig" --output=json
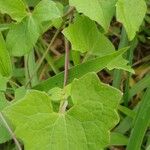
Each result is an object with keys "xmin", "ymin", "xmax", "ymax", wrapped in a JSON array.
[
  {"xmin": 64, "ymin": 38, "xmax": 70, "ymax": 87},
  {"xmin": 62, "ymin": 7, "xmax": 75, "ymax": 19},
  {"xmin": 9, "ymin": 80, "xmax": 20, "ymax": 88},
  {"xmin": 58, "ymin": 39, "xmax": 70, "ymax": 113},
  {"xmin": 0, "ymin": 112, "xmax": 22, "ymax": 150}
]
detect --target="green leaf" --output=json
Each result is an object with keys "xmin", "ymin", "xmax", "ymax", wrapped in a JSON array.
[
  {"xmin": 69, "ymin": 0, "xmax": 117, "ymax": 31},
  {"xmin": 32, "ymin": 0, "xmax": 63, "ymax": 32},
  {"xmin": 6, "ymin": 0, "xmax": 61, "ymax": 56},
  {"xmin": 0, "ymin": 23, "xmax": 13, "ymax": 32},
  {"xmin": 33, "ymin": 47, "xmax": 133, "ymax": 91},
  {"xmin": 106, "ymin": 54, "xmax": 135, "ymax": 73},
  {"xmin": 48, "ymin": 87, "xmax": 63, "ymax": 102},
  {"xmin": 0, "ymin": 93, "xmax": 11, "ymax": 144},
  {"xmin": 24, "ymin": 50, "xmax": 39, "ymax": 87},
  {"xmin": 0, "ymin": 93, "xmax": 8, "ymax": 110},
  {"xmin": 0, "ymin": 73, "xmax": 11, "ymax": 144},
  {"xmin": 0, "ymin": 0, "xmax": 27, "ymax": 22},
  {"xmin": 0, "ymin": 32, "xmax": 12, "ymax": 77},
  {"xmin": 48, "ymin": 85, "xmax": 71, "ymax": 103},
  {"xmin": 116, "ymin": 0, "xmax": 147, "ymax": 40},
  {"xmin": 0, "ymin": 75, "xmax": 8, "ymax": 92},
  {"xmin": 7, "ymin": 16, "xmax": 40, "ymax": 56},
  {"xmin": 110, "ymin": 132, "xmax": 128, "ymax": 146},
  {"xmin": 71, "ymin": 73, "xmax": 121, "ymax": 129},
  {"xmin": 15, "ymin": 86, "xmax": 27, "ymax": 101},
  {"xmin": 33, "ymin": 0, "xmax": 61, "ymax": 22},
  {"xmin": 3, "ymin": 73, "xmax": 122, "ymax": 150},
  {"xmin": 25, "ymin": 0, "xmax": 41, "ymax": 6},
  {"xmin": 63, "ymin": 15, "xmax": 115, "ymax": 56}
]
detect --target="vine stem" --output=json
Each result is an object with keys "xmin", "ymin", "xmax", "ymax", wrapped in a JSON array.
[
  {"xmin": 59, "ymin": 38, "xmax": 70, "ymax": 114},
  {"xmin": 0, "ymin": 112, "xmax": 22, "ymax": 150}
]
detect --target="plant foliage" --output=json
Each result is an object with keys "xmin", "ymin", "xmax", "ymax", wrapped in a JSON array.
[{"xmin": 0, "ymin": 0, "xmax": 148, "ymax": 149}]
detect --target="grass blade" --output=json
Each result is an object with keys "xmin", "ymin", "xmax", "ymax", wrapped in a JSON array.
[
  {"xmin": 112, "ymin": 27, "xmax": 128, "ymax": 88},
  {"xmin": 127, "ymin": 87, "xmax": 150, "ymax": 150},
  {"xmin": 128, "ymin": 73, "xmax": 150, "ymax": 100},
  {"xmin": 33, "ymin": 48, "xmax": 128, "ymax": 91}
]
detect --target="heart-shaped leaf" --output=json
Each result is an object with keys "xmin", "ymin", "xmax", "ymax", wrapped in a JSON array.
[
  {"xmin": 3, "ymin": 73, "xmax": 122, "ymax": 150},
  {"xmin": 69, "ymin": 0, "xmax": 117, "ymax": 31},
  {"xmin": 116, "ymin": 0, "xmax": 147, "ymax": 40},
  {"xmin": 63, "ymin": 15, "xmax": 115, "ymax": 56}
]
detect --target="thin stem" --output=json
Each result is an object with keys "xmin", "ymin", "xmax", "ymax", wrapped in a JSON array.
[
  {"xmin": 62, "ymin": 7, "xmax": 75, "ymax": 19},
  {"xmin": 24, "ymin": 54, "xmax": 32, "ymax": 88},
  {"xmin": 25, "ymin": 29, "xmax": 61, "ymax": 88},
  {"xmin": 133, "ymin": 55, "xmax": 150, "ymax": 66},
  {"xmin": 64, "ymin": 38, "xmax": 70, "ymax": 87},
  {"xmin": 0, "ymin": 112, "xmax": 22, "ymax": 150},
  {"xmin": 58, "ymin": 39, "xmax": 70, "ymax": 113},
  {"xmin": 9, "ymin": 80, "xmax": 20, "ymax": 88},
  {"xmin": 38, "ymin": 39, "xmax": 59, "ymax": 74}
]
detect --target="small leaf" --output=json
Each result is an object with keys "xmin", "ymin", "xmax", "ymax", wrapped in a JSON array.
[
  {"xmin": 116, "ymin": 0, "xmax": 147, "ymax": 40},
  {"xmin": 0, "ymin": 0, "xmax": 27, "ymax": 22},
  {"xmin": 3, "ymin": 73, "xmax": 122, "ymax": 150},
  {"xmin": 48, "ymin": 85, "xmax": 71, "ymax": 102},
  {"xmin": 63, "ymin": 15, "xmax": 115, "ymax": 56},
  {"xmin": 48, "ymin": 87, "xmax": 63, "ymax": 102},
  {"xmin": 0, "ymin": 32, "xmax": 12, "ymax": 77},
  {"xmin": 69, "ymin": 0, "xmax": 117, "ymax": 31}
]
